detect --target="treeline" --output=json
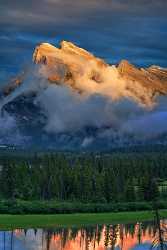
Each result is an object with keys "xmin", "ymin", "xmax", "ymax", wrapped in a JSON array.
[
  {"xmin": 1, "ymin": 200, "xmax": 167, "ymax": 214},
  {"xmin": 0, "ymin": 152, "xmax": 167, "ymax": 204}
]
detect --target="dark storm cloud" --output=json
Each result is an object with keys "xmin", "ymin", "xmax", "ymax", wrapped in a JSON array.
[
  {"xmin": 0, "ymin": 0, "xmax": 167, "ymax": 82},
  {"xmin": 1, "ymin": 0, "xmax": 167, "ymax": 32}
]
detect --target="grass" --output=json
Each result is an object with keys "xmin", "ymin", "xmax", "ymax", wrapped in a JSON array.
[{"xmin": 0, "ymin": 210, "xmax": 167, "ymax": 230}]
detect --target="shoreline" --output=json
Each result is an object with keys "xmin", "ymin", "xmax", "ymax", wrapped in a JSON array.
[{"xmin": 0, "ymin": 210, "xmax": 167, "ymax": 230}]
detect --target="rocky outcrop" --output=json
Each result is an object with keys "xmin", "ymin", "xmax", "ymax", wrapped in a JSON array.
[
  {"xmin": 118, "ymin": 60, "xmax": 167, "ymax": 95},
  {"xmin": 117, "ymin": 60, "xmax": 167, "ymax": 106},
  {"xmin": 29, "ymin": 41, "xmax": 167, "ymax": 106},
  {"xmin": 32, "ymin": 41, "xmax": 107, "ymax": 93},
  {"xmin": 2, "ymin": 75, "xmax": 23, "ymax": 96},
  {"xmin": 2, "ymin": 41, "xmax": 167, "ymax": 107}
]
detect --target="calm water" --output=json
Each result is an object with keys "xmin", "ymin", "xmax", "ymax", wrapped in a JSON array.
[{"xmin": 1, "ymin": 220, "xmax": 167, "ymax": 250}]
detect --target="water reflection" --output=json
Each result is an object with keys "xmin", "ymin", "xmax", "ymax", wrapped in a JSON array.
[{"xmin": 1, "ymin": 221, "xmax": 167, "ymax": 250}]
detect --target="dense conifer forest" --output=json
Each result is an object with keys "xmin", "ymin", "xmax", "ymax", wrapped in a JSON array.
[{"xmin": 0, "ymin": 151, "xmax": 167, "ymax": 213}]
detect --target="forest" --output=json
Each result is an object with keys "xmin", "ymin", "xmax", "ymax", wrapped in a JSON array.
[{"xmin": 0, "ymin": 151, "xmax": 167, "ymax": 213}]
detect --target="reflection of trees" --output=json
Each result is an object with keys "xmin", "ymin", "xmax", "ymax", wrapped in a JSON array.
[
  {"xmin": 3, "ymin": 232, "xmax": 6, "ymax": 250},
  {"xmin": 110, "ymin": 225, "xmax": 119, "ymax": 250},
  {"xmin": 10, "ymin": 231, "xmax": 13, "ymax": 250},
  {"xmin": 104, "ymin": 225, "xmax": 109, "ymax": 247},
  {"xmin": 45, "ymin": 230, "xmax": 52, "ymax": 250},
  {"xmin": 151, "ymin": 207, "xmax": 167, "ymax": 250},
  {"xmin": 4, "ymin": 221, "xmax": 166, "ymax": 250},
  {"xmin": 137, "ymin": 222, "xmax": 142, "ymax": 244},
  {"xmin": 104, "ymin": 224, "xmax": 119, "ymax": 249}
]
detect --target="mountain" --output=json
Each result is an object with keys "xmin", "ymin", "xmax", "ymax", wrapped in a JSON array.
[
  {"xmin": 2, "ymin": 41, "xmax": 167, "ymax": 106},
  {"xmin": 0, "ymin": 41, "xmax": 167, "ymax": 149},
  {"xmin": 30, "ymin": 41, "xmax": 167, "ymax": 106}
]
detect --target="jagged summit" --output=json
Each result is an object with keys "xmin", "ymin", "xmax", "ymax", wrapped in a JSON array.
[
  {"xmin": 1, "ymin": 40, "xmax": 167, "ymax": 108},
  {"xmin": 33, "ymin": 41, "xmax": 106, "ymax": 66}
]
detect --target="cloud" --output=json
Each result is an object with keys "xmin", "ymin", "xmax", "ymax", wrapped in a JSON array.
[
  {"xmin": 1, "ymin": 61, "xmax": 167, "ymax": 148},
  {"xmin": 0, "ymin": 111, "xmax": 29, "ymax": 145},
  {"xmin": 1, "ymin": 55, "xmax": 166, "ymax": 147},
  {"xmin": 35, "ymin": 83, "xmax": 167, "ymax": 143},
  {"xmin": 122, "ymin": 111, "xmax": 167, "ymax": 139},
  {"xmin": 81, "ymin": 137, "xmax": 94, "ymax": 147}
]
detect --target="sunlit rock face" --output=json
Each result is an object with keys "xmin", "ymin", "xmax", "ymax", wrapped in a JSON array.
[
  {"xmin": 118, "ymin": 61, "xmax": 167, "ymax": 106},
  {"xmin": 33, "ymin": 41, "xmax": 108, "ymax": 95},
  {"xmin": 2, "ymin": 41, "xmax": 167, "ymax": 107},
  {"xmin": 32, "ymin": 41, "xmax": 167, "ymax": 107}
]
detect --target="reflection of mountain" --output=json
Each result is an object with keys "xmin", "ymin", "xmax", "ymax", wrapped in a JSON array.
[
  {"xmin": 0, "ymin": 41, "xmax": 167, "ymax": 149},
  {"xmin": 1, "ymin": 221, "xmax": 167, "ymax": 250}
]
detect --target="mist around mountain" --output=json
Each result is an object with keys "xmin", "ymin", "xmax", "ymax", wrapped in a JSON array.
[{"xmin": 0, "ymin": 41, "xmax": 167, "ymax": 150}]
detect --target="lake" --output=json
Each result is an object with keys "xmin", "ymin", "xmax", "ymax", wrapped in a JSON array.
[{"xmin": 1, "ymin": 220, "xmax": 167, "ymax": 250}]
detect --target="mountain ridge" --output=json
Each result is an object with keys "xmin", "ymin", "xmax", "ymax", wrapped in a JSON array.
[{"xmin": 2, "ymin": 41, "xmax": 167, "ymax": 108}]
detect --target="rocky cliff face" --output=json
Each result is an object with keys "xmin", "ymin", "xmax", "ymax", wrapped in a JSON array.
[
  {"xmin": 33, "ymin": 41, "xmax": 107, "ymax": 93},
  {"xmin": 117, "ymin": 60, "xmax": 167, "ymax": 106},
  {"xmin": 33, "ymin": 42, "xmax": 167, "ymax": 106}
]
